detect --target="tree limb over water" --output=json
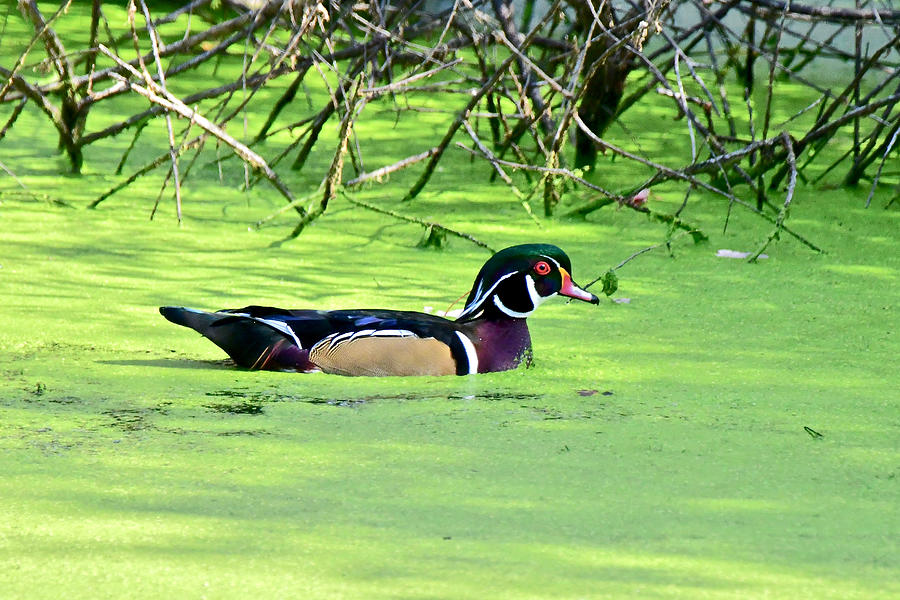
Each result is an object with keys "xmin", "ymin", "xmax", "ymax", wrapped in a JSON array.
[{"xmin": 1, "ymin": 0, "xmax": 897, "ymax": 254}]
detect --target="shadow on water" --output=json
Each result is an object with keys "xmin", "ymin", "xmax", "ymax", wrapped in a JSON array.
[
  {"xmin": 200, "ymin": 388, "xmax": 548, "ymax": 410},
  {"xmin": 102, "ymin": 405, "xmax": 169, "ymax": 432},
  {"xmin": 100, "ymin": 402, "xmax": 270, "ymax": 437},
  {"xmin": 99, "ymin": 359, "xmax": 234, "ymax": 370}
]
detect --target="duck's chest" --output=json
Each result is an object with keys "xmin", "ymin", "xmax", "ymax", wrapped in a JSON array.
[{"xmin": 466, "ymin": 319, "xmax": 532, "ymax": 373}]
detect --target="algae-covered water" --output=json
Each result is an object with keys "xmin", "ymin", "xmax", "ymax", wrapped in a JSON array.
[
  {"xmin": 3, "ymin": 188, "xmax": 897, "ymax": 598},
  {"xmin": 2, "ymin": 4, "xmax": 899, "ymax": 597}
]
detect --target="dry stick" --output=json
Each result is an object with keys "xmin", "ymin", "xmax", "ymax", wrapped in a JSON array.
[
  {"xmin": 781, "ymin": 8, "xmax": 894, "ymax": 133},
  {"xmin": 755, "ymin": 0, "xmax": 790, "ymax": 209},
  {"xmin": 579, "ymin": 16, "xmax": 740, "ymax": 200},
  {"xmin": 89, "ymin": 136, "xmax": 203, "ymax": 208},
  {"xmin": 698, "ymin": 2, "xmax": 833, "ymax": 95},
  {"xmin": 460, "ymin": 140, "xmax": 700, "ymax": 237},
  {"xmin": 97, "ymin": 44, "xmax": 298, "ymax": 212},
  {"xmin": 0, "ymin": 97, "xmax": 26, "ymax": 142},
  {"xmin": 277, "ymin": 53, "xmax": 462, "ymax": 176},
  {"xmin": 414, "ymin": 0, "xmax": 463, "ymax": 78},
  {"xmin": 252, "ymin": 24, "xmax": 459, "ymax": 144},
  {"xmin": 364, "ymin": 57, "xmax": 465, "ymax": 96},
  {"xmin": 0, "ymin": 68, "xmax": 79, "ymax": 163},
  {"xmin": 157, "ymin": 6, "xmax": 299, "ymax": 185},
  {"xmin": 1, "ymin": 4, "xmax": 267, "ymax": 108},
  {"xmin": 81, "ymin": 22, "xmax": 460, "ymax": 152},
  {"xmin": 504, "ymin": 63, "xmax": 552, "ymax": 160},
  {"xmin": 471, "ymin": 37, "xmax": 506, "ymax": 151},
  {"xmin": 79, "ymin": 58, "xmax": 294, "ymax": 147},
  {"xmin": 0, "ymin": 1, "xmax": 72, "ymax": 103},
  {"xmin": 85, "ymin": 0, "xmax": 101, "ymax": 77},
  {"xmin": 254, "ymin": 68, "xmax": 307, "ymax": 142},
  {"xmin": 749, "ymin": 133, "xmax": 797, "ymax": 262},
  {"xmin": 461, "ymin": 120, "xmax": 517, "ymax": 188},
  {"xmin": 87, "ymin": 0, "xmax": 210, "ymax": 59},
  {"xmin": 702, "ymin": 26, "xmax": 733, "ymax": 138},
  {"xmin": 761, "ymin": 1, "xmax": 790, "ymax": 142},
  {"xmin": 151, "ymin": 112, "xmax": 197, "ymax": 220},
  {"xmin": 234, "ymin": 3, "xmax": 298, "ymax": 190},
  {"xmin": 287, "ymin": 78, "xmax": 363, "ymax": 239},
  {"xmin": 342, "ymin": 192, "xmax": 496, "ymax": 253},
  {"xmin": 658, "ymin": 26, "xmax": 720, "ymax": 117},
  {"xmin": 401, "ymin": 52, "xmax": 517, "ymax": 202},
  {"xmin": 582, "ymin": 229, "xmax": 702, "ymax": 291},
  {"xmin": 674, "ymin": 53, "xmax": 697, "ymax": 162},
  {"xmin": 748, "ymin": 0, "xmax": 900, "ymax": 23},
  {"xmin": 492, "ymin": 0, "xmax": 560, "ymax": 138},
  {"xmin": 755, "ymin": 90, "xmax": 900, "ymax": 181},
  {"xmin": 843, "ymin": 76, "xmax": 900, "ymax": 186},
  {"xmin": 345, "ymin": 148, "xmax": 439, "ymax": 187},
  {"xmin": 400, "ymin": 0, "xmax": 565, "ymax": 202},
  {"xmin": 655, "ymin": 87, "xmax": 713, "ymax": 114},
  {"xmin": 785, "ymin": 12, "xmax": 848, "ymax": 73},
  {"xmin": 22, "ymin": 7, "xmax": 272, "ymax": 98},
  {"xmin": 19, "ymin": 0, "xmax": 75, "ymax": 90},
  {"xmin": 616, "ymin": 0, "xmax": 737, "ymax": 118},
  {"xmin": 97, "ymin": 2, "xmax": 119, "ymax": 57},
  {"xmin": 478, "ymin": 6, "xmax": 573, "ymax": 168},
  {"xmin": 454, "ymin": 143, "xmax": 623, "ymax": 200},
  {"xmin": 254, "ymin": 189, "xmax": 322, "ymax": 228},
  {"xmin": 19, "ymin": 0, "xmax": 85, "ymax": 170},
  {"xmin": 623, "ymin": 20, "xmax": 776, "ymax": 199},
  {"xmin": 290, "ymin": 57, "xmax": 366, "ymax": 171},
  {"xmin": 539, "ymin": 14, "xmax": 598, "ymax": 215},
  {"xmin": 864, "ymin": 125, "xmax": 900, "ymax": 208},
  {"xmin": 460, "ymin": 120, "xmax": 539, "ymax": 224},
  {"xmin": 622, "ymin": 40, "xmax": 750, "ymax": 189},
  {"xmin": 568, "ymin": 114, "xmax": 823, "ymax": 253},
  {"xmin": 114, "ymin": 117, "xmax": 149, "ymax": 175},
  {"xmin": 710, "ymin": 45, "xmax": 740, "ymax": 139},
  {"xmin": 137, "ymin": 0, "xmax": 183, "ymax": 222},
  {"xmin": 79, "ymin": 78, "xmax": 246, "ymax": 146},
  {"xmin": 0, "ymin": 159, "xmax": 37, "ymax": 201},
  {"xmin": 493, "ymin": 30, "xmax": 572, "ymax": 99}
]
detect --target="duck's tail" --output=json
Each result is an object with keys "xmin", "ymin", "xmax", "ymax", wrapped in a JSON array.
[{"xmin": 159, "ymin": 306, "xmax": 310, "ymax": 371}]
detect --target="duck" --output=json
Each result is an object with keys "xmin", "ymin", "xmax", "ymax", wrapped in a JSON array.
[{"xmin": 159, "ymin": 243, "xmax": 599, "ymax": 376}]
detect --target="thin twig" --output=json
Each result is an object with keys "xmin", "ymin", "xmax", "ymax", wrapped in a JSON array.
[
  {"xmin": 342, "ymin": 192, "xmax": 495, "ymax": 252},
  {"xmin": 98, "ymin": 44, "xmax": 299, "ymax": 212},
  {"xmin": 345, "ymin": 148, "xmax": 439, "ymax": 187},
  {"xmin": 749, "ymin": 132, "xmax": 799, "ymax": 261},
  {"xmin": 138, "ymin": 0, "xmax": 183, "ymax": 222}
]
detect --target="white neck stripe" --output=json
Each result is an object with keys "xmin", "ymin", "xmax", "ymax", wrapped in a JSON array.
[
  {"xmin": 493, "ymin": 294, "xmax": 533, "ymax": 318},
  {"xmin": 458, "ymin": 270, "xmax": 518, "ymax": 318}
]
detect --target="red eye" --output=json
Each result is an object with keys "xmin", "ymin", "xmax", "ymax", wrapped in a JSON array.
[{"xmin": 534, "ymin": 261, "xmax": 551, "ymax": 276}]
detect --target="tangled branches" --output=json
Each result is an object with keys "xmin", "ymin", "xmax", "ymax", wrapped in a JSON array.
[{"xmin": 1, "ymin": 1, "xmax": 898, "ymax": 252}]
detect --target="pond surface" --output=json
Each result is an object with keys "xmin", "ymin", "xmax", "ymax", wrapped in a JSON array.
[{"xmin": 1, "ymin": 192, "xmax": 897, "ymax": 598}]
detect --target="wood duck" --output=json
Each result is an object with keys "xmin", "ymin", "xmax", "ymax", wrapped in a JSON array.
[{"xmin": 159, "ymin": 244, "xmax": 599, "ymax": 376}]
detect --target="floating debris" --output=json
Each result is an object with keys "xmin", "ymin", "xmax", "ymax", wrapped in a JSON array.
[
  {"xmin": 717, "ymin": 249, "xmax": 768, "ymax": 259},
  {"xmin": 804, "ymin": 426, "xmax": 824, "ymax": 439}
]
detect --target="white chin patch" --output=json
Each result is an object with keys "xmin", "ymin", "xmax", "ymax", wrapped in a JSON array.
[
  {"xmin": 492, "ymin": 274, "xmax": 553, "ymax": 318},
  {"xmin": 492, "ymin": 294, "xmax": 532, "ymax": 318},
  {"xmin": 525, "ymin": 274, "xmax": 553, "ymax": 309}
]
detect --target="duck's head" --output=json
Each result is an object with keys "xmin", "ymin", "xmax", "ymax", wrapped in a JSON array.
[{"xmin": 456, "ymin": 244, "xmax": 599, "ymax": 321}]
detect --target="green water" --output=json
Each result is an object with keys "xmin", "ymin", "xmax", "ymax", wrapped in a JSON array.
[
  {"xmin": 2, "ymin": 185, "xmax": 897, "ymax": 598},
  {"xmin": 2, "ymin": 4, "xmax": 899, "ymax": 597}
]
